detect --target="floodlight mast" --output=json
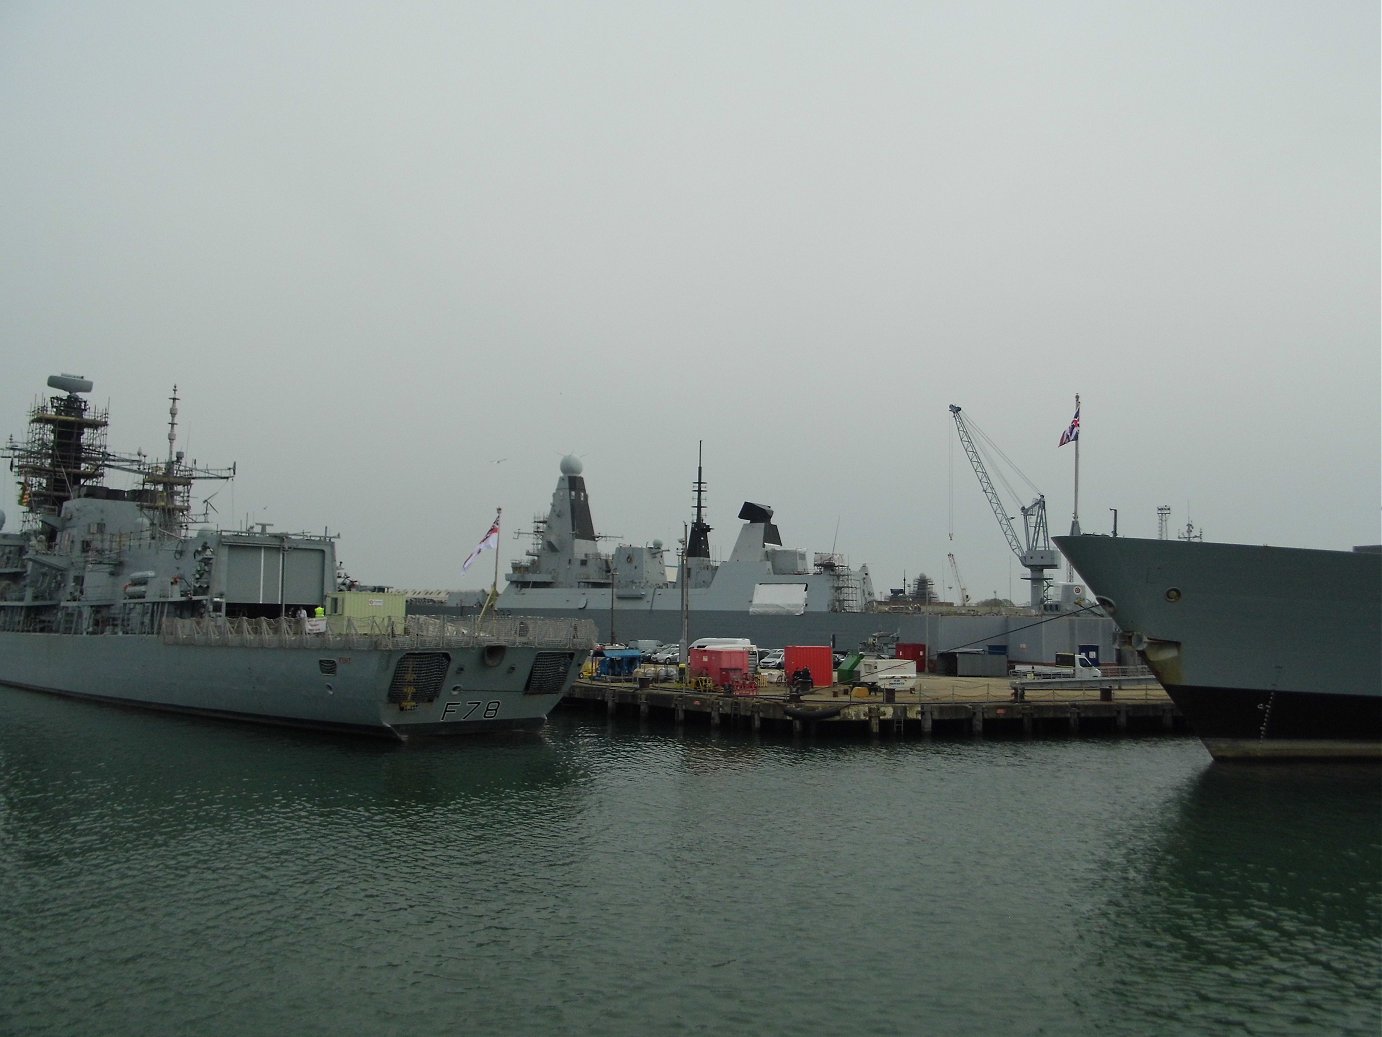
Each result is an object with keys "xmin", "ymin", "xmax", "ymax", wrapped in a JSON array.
[{"xmin": 948, "ymin": 404, "xmax": 1058, "ymax": 609}]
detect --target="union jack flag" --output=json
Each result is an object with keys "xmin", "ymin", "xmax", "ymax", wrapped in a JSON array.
[{"xmin": 1059, "ymin": 405, "xmax": 1080, "ymax": 447}]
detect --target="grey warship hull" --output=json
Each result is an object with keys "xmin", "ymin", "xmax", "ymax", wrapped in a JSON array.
[
  {"xmin": 1, "ymin": 374, "xmax": 595, "ymax": 739},
  {"xmin": 0, "ymin": 617, "xmax": 590, "ymax": 739},
  {"xmin": 1055, "ymin": 534, "xmax": 1382, "ymax": 761}
]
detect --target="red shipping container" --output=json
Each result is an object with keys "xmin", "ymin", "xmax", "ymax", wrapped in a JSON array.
[
  {"xmin": 896, "ymin": 642, "xmax": 928, "ymax": 672},
  {"xmin": 690, "ymin": 647, "xmax": 750, "ymax": 686},
  {"xmin": 782, "ymin": 645, "xmax": 834, "ymax": 688}
]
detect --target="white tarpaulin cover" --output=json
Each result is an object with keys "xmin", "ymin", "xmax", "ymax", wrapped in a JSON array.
[{"xmin": 749, "ymin": 583, "xmax": 808, "ymax": 615}]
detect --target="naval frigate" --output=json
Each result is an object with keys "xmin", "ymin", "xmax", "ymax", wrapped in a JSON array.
[
  {"xmin": 0, "ymin": 375, "xmax": 594, "ymax": 738},
  {"xmin": 1056, "ymin": 533, "xmax": 1382, "ymax": 760},
  {"xmin": 489, "ymin": 452, "xmax": 1119, "ymax": 668}
]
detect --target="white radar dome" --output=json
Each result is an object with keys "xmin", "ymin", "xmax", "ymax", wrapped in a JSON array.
[{"xmin": 560, "ymin": 454, "xmax": 583, "ymax": 476}]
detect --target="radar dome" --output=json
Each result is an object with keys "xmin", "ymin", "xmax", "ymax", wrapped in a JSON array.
[{"xmin": 560, "ymin": 454, "xmax": 583, "ymax": 476}]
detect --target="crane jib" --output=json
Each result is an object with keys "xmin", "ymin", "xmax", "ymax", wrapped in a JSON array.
[{"xmin": 948, "ymin": 404, "xmax": 1058, "ymax": 609}]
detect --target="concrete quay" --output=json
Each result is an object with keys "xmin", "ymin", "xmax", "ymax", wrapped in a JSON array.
[{"xmin": 561, "ymin": 673, "xmax": 1185, "ymax": 739}]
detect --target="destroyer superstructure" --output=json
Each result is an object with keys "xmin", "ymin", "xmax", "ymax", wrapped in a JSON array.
[
  {"xmin": 487, "ymin": 452, "xmax": 1119, "ymax": 667},
  {"xmin": 0, "ymin": 375, "xmax": 593, "ymax": 737},
  {"xmin": 499, "ymin": 453, "xmax": 873, "ymax": 624}
]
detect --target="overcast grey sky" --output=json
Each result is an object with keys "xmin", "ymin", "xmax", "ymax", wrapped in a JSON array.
[{"xmin": 2, "ymin": 1, "xmax": 1377, "ymax": 601}]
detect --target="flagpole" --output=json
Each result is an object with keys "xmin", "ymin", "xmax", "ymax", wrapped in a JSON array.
[
  {"xmin": 478, "ymin": 507, "xmax": 501, "ymax": 623},
  {"xmin": 491, "ymin": 506, "xmax": 502, "ymax": 598},
  {"xmin": 1071, "ymin": 394, "xmax": 1080, "ymax": 534},
  {"xmin": 1069, "ymin": 393, "xmax": 1080, "ymax": 580}
]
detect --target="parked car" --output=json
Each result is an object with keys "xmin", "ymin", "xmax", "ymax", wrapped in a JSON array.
[
  {"xmin": 759, "ymin": 649, "xmax": 785, "ymax": 669},
  {"xmin": 650, "ymin": 644, "xmax": 681, "ymax": 665}
]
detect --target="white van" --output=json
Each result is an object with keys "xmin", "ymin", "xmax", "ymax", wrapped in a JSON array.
[{"xmin": 688, "ymin": 637, "xmax": 760, "ymax": 670}]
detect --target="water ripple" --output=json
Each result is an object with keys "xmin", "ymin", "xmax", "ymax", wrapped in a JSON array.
[{"xmin": 1, "ymin": 694, "xmax": 1377, "ymax": 1036}]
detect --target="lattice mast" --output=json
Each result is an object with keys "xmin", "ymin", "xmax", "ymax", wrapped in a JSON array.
[{"xmin": 4, "ymin": 375, "xmax": 235, "ymax": 540}]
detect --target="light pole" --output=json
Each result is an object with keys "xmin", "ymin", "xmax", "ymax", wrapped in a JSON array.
[
  {"xmin": 678, "ymin": 524, "xmax": 688, "ymax": 667},
  {"xmin": 609, "ymin": 567, "xmax": 617, "ymax": 645}
]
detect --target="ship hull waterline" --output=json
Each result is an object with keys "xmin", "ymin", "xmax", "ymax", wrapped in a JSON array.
[
  {"xmin": 1163, "ymin": 683, "xmax": 1381, "ymax": 761},
  {"xmin": 0, "ymin": 631, "xmax": 575, "ymax": 740}
]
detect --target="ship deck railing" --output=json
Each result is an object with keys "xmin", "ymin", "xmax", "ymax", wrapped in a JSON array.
[{"xmin": 160, "ymin": 614, "xmax": 597, "ymax": 651}]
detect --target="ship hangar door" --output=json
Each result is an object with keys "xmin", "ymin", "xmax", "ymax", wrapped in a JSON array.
[{"xmin": 222, "ymin": 543, "xmax": 329, "ymax": 607}]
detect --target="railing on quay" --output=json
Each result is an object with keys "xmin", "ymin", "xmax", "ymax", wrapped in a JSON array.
[
  {"xmin": 591, "ymin": 664, "xmax": 1168, "ymax": 706},
  {"xmin": 1008, "ymin": 664, "xmax": 1159, "ymax": 700},
  {"xmin": 161, "ymin": 614, "xmax": 598, "ymax": 651}
]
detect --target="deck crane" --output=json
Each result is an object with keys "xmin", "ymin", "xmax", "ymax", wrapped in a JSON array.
[
  {"xmin": 948, "ymin": 404, "xmax": 1059, "ymax": 609},
  {"xmin": 946, "ymin": 552, "xmax": 971, "ymax": 606}
]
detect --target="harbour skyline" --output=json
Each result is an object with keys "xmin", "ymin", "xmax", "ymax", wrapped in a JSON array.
[{"xmin": 2, "ymin": 3, "xmax": 1376, "ymax": 600}]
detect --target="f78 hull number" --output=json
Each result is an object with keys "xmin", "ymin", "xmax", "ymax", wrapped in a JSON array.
[{"xmin": 441, "ymin": 700, "xmax": 502, "ymax": 721}]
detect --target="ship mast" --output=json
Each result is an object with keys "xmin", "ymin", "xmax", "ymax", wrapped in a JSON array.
[
  {"xmin": 686, "ymin": 439, "xmax": 712, "ymax": 559},
  {"xmin": 139, "ymin": 384, "xmax": 195, "ymax": 533},
  {"xmin": 119, "ymin": 385, "xmax": 235, "ymax": 535},
  {"xmin": 3, "ymin": 377, "xmax": 235, "ymax": 541},
  {"xmin": 6, "ymin": 374, "xmax": 107, "ymax": 538}
]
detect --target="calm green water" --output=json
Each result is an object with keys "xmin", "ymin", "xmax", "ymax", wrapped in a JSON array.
[{"xmin": 1, "ymin": 690, "xmax": 1378, "ymax": 1037}]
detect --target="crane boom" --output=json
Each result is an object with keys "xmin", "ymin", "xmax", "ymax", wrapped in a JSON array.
[
  {"xmin": 949, "ymin": 405, "xmax": 1023, "ymax": 558},
  {"xmin": 948, "ymin": 404, "xmax": 1059, "ymax": 609},
  {"xmin": 947, "ymin": 552, "xmax": 971, "ymax": 606}
]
